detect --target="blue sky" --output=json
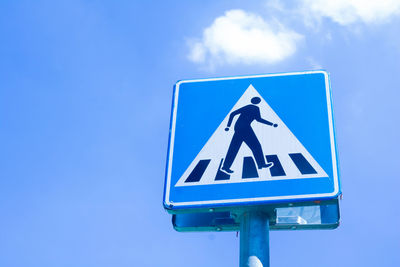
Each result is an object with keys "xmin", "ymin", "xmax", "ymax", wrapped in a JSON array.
[{"xmin": 1, "ymin": 1, "xmax": 400, "ymax": 266}]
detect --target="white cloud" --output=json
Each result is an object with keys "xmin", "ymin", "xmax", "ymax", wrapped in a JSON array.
[
  {"xmin": 188, "ymin": 9, "xmax": 303, "ymax": 67},
  {"xmin": 299, "ymin": 0, "xmax": 400, "ymax": 25}
]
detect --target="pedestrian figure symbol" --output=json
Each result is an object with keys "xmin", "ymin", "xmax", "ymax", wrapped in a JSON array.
[{"xmin": 221, "ymin": 97, "xmax": 278, "ymax": 175}]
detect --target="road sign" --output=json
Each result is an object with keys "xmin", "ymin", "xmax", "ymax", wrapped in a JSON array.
[{"xmin": 164, "ymin": 71, "xmax": 340, "ymax": 212}]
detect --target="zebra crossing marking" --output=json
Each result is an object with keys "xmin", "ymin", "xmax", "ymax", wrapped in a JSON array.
[
  {"xmin": 266, "ymin": 155, "xmax": 286, "ymax": 177},
  {"xmin": 242, "ymin": 157, "xmax": 259, "ymax": 179},
  {"xmin": 183, "ymin": 153, "xmax": 318, "ymax": 185}
]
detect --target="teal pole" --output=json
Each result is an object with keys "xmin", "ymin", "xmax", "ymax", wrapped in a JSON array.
[{"xmin": 240, "ymin": 211, "xmax": 270, "ymax": 267}]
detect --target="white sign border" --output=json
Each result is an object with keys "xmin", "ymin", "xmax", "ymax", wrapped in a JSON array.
[{"xmin": 164, "ymin": 71, "xmax": 340, "ymax": 208}]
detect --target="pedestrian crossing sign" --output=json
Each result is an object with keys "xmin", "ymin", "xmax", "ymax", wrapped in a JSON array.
[{"xmin": 164, "ymin": 71, "xmax": 340, "ymax": 211}]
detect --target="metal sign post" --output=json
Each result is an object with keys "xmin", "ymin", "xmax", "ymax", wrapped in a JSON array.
[{"xmin": 240, "ymin": 211, "xmax": 270, "ymax": 267}]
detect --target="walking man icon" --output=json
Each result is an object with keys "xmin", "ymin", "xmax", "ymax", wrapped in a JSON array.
[{"xmin": 221, "ymin": 97, "xmax": 278, "ymax": 174}]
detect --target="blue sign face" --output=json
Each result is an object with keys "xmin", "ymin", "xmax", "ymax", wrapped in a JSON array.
[{"xmin": 164, "ymin": 71, "xmax": 340, "ymax": 211}]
